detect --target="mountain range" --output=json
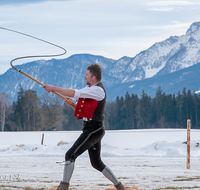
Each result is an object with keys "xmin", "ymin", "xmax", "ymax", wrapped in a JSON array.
[{"xmin": 1, "ymin": 21, "xmax": 200, "ymax": 102}]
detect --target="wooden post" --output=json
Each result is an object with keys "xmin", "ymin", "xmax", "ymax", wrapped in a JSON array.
[
  {"xmin": 187, "ymin": 119, "xmax": 191, "ymax": 169},
  {"xmin": 41, "ymin": 133, "xmax": 44, "ymax": 145}
]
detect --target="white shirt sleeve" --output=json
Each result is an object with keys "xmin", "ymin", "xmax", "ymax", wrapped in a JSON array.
[{"xmin": 73, "ymin": 85, "xmax": 105, "ymax": 101}]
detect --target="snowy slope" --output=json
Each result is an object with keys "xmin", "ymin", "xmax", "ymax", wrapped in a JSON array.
[
  {"xmin": 0, "ymin": 129, "xmax": 200, "ymax": 158},
  {"xmin": 121, "ymin": 22, "xmax": 200, "ymax": 83},
  {"xmin": 1, "ymin": 129, "xmax": 200, "ymax": 190}
]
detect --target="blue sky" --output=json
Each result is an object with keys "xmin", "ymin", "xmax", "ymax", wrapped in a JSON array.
[{"xmin": 0, "ymin": 0, "xmax": 200, "ymax": 74}]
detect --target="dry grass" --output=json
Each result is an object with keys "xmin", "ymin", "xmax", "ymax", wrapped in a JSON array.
[
  {"xmin": 45, "ymin": 186, "xmax": 145, "ymax": 190},
  {"xmin": 57, "ymin": 141, "xmax": 68, "ymax": 146}
]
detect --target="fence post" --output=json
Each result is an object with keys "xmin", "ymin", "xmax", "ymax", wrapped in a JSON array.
[
  {"xmin": 187, "ymin": 119, "xmax": 191, "ymax": 169},
  {"xmin": 41, "ymin": 133, "xmax": 44, "ymax": 145}
]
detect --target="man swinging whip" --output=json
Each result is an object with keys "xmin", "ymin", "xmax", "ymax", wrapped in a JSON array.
[{"xmin": 43, "ymin": 64, "xmax": 126, "ymax": 190}]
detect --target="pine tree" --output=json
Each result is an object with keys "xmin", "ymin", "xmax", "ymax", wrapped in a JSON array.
[
  {"xmin": 187, "ymin": 89, "xmax": 195, "ymax": 126},
  {"xmin": 104, "ymin": 101, "xmax": 116, "ymax": 130},
  {"xmin": 176, "ymin": 91, "xmax": 183, "ymax": 128},
  {"xmin": 0, "ymin": 92, "xmax": 10, "ymax": 131},
  {"xmin": 181, "ymin": 88, "xmax": 188, "ymax": 128},
  {"xmin": 115, "ymin": 96, "xmax": 125, "ymax": 129},
  {"xmin": 131, "ymin": 94, "xmax": 139, "ymax": 129},
  {"xmin": 63, "ymin": 103, "xmax": 82, "ymax": 130},
  {"xmin": 154, "ymin": 87, "xmax": 165, "ymax": 128},
  {"xmin": 163, "ymin": 94, "xmax": 175, "ymax": 128},
  {"xmin": 139, "ymin": 90, "xmax": 152, "ymax": 128},
  {"xmin": 24, "ymin": 89, "xmax": 41, "ymax": 131},
  {"xmin": 13, "ymin": 85, "xmax": 26, "ymax": 130},
  {"xmin": 194, "ymin": 92, "xmax": 200, "ymax": 128}
]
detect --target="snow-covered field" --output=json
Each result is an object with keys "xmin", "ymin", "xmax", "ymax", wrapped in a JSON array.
[{"xmin": 0, "ymin": 129, "xmax": 200, "ymax": 190}]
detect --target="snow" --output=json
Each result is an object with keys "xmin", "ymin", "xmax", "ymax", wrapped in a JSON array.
[
  {"xmin": 144, "ymin": 64, "xmax": 165, "ymax": 79},
  {"xmin": 129, "ymin": 84, "xmax": 135, "ymax": 88},
  {"xmin": 195, "ymin": 90, "xmax": 200, "ymax": 94},
  {"xmin": 0, "ymin": 129, "xmax": 200, "ymax": 189}
]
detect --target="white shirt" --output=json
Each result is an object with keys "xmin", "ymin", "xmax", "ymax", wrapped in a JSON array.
[{"xmin": 73, "ymin": 84, "xmax": 105, "ymax": 101}]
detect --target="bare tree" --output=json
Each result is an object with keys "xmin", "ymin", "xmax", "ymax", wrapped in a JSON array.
[
  {"xmin": 40, "ymin": 92, "xmax": 64, "ymax": 130},
  {"xmin": 24, "ymin": 89, "xmax": 40, "ymax": 131},
  {"xmin": 0, "ymin": 92, "xmax": 10, "ymax": 131}
]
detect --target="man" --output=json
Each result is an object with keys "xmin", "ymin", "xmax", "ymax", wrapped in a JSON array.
[{"xmin": 43, "ymin": 64, "xmax": 126, "ymax": 190}]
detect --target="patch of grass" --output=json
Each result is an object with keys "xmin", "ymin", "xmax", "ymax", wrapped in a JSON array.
[
  {"xmin": 25, "ymin": 187, "xmax": 46, "ymax": 190},
  {"xmin": 0, "ymin": 185, "xmax": 45, "ymax": 190},
  {"xmin": 97, "ymin": 184, "xmax": 111, "ymax": 186},
  {"xmin": 153, "ymin": 175, "xmax": 200, "ymax": 189},
  {"xmin": 0, "ymin": 185, "xmax": 20, "ymax": 189},
  {"xmin": 174, "ymin": 176, "xmax": 200, "ymax": 181},
  {"xmin": 118, "ymin": 177, "xmax": 129, "ymax": 179},
  {"xmin": 57, "ymin": 141, "xmax": 68, "ymax": 146},
  {"xmin": 39, "ymin": 181, "xmax": 54, "ymax": 183},
  {"xmin": 16, "ymin": 144, "xmax": 25, "ymax": 147},
  {"xmin": 154, "ymin": 186, "xmax": 200, "ymax": 190}
]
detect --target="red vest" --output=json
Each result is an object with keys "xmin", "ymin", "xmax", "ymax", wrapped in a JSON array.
[
  {"xmin": 74, "ymin": 82, "xmax": 106, "ymax": 121},
  {"xmin": 74, "ymin": 98, "xmax": 98, "ymax": 120}
]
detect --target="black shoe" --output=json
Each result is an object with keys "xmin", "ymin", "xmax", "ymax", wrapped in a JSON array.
[{"xmin": 56, "ymin": 181, "xmax": 69, "ymax": 190}]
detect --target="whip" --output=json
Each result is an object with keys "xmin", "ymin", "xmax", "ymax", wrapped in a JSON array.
[{"xmin": 0, "ymin": 27, "xmax": 66, "ymax": 99}]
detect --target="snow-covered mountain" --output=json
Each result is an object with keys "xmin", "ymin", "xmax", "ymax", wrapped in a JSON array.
[
  {"xmin": 110, "ymin": 21, "xmax": 200, "ymax": 83},
  {"xmin": 1, "ymin": 21, "xmax": 200, "ymax": 102}
]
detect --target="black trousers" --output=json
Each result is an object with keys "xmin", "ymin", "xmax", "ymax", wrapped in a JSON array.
[{"xmin": 65, "ymin": 120, "xmax": 106, "ymax": 172}]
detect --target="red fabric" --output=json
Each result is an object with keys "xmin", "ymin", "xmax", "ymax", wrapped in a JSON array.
[{"xmin": 74, "ymin": 98, "xmax": 98, "ymax": 120}]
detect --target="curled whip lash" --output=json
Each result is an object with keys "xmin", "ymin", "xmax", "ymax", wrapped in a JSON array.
[{"xmin": 0, "ymin": 27, "xmax": 66, "ymax": 99}]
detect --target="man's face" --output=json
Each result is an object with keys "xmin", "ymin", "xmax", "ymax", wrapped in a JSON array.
[{"xmin": 84, "ymin": 70, "xmax": 93, "ymax": 85}]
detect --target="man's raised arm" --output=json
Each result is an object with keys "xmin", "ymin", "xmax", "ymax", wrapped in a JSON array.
[{"xmin": 43, "ymin": 84, "xmax": 75, "ymax": 97}]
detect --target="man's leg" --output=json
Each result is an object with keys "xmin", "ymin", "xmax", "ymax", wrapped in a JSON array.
[
  {"xmin": 102, "ymin": 166, "xmax": 119, "ymax": 185},
  {"xmin": 102, "ymin": 166, "xmax": 126, "ymax": 190},
  {"xmin": 58, "ymin": 121, "xmax": 105, "ymax": 190},
  {"xmin": 88, "ymin": 142, "xmax": 126, "ymax": 190},
  {"xmin": 63, "ymin": 160, "xmax": 75, "ymax": 183},
  {"xmin": 57, "ymin": 161, "xmax": 74, "ymax": 190}
]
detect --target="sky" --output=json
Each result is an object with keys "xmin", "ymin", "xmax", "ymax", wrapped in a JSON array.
[{"xmin": 0, "ymin": 0, "xmax": 200, "ymax": 74}]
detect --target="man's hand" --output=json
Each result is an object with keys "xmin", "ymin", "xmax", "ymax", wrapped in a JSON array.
[
  {"xmin": 43, "ymin": 84, "xmax": 54, "ymax": 92},
  {"xmin": 64, "ymin": 97, "xmax": 74, "ymax": 106},
  {"xmin": 43, "ymin": 85, "xmax": 75, "ymax": 97},
  {"xmin": 64, "ymin": 97, "xmax": 76, "ymax": 111}
]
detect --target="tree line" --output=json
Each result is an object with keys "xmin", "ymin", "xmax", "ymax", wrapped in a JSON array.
[
  {"xmin": 105, "ymin": 87, "xmax": 200, "ymax": 130},
  {"xmin": 0, "ymin": 86, "xmax": 200, "ymax": 131}
]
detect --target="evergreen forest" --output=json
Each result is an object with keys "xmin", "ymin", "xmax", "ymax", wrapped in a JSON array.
[{"xmin": 0, "ymin": 86, "xmax": 200, "ymax": 131}]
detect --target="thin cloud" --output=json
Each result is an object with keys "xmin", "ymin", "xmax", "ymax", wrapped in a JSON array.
[
  {"xmin": 144, "ymin": 22, "xmax": 190, "ymax": 29},
  {"xmin": 147, "ymin": 1, "xmax": 194, "ymax": 6},
  {"xmin": 148, "ymin": 7, "xmax": 175, "ymax": 11},
  {"xmin": 147, "ymin": 0, "xmax": 195, "ymax": 11},
  {"xmin": 0, "ymin": 0, "xmax": 70, "ymax": 6},
  {"xmin": 142, "ymin": 22, "xmax": 191, "ymax": 36}
]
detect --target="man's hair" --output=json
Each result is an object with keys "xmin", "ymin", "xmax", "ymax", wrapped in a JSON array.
[{"xmin": 87, "ymin": 64, "xmax": 102, "ymax": 81}]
